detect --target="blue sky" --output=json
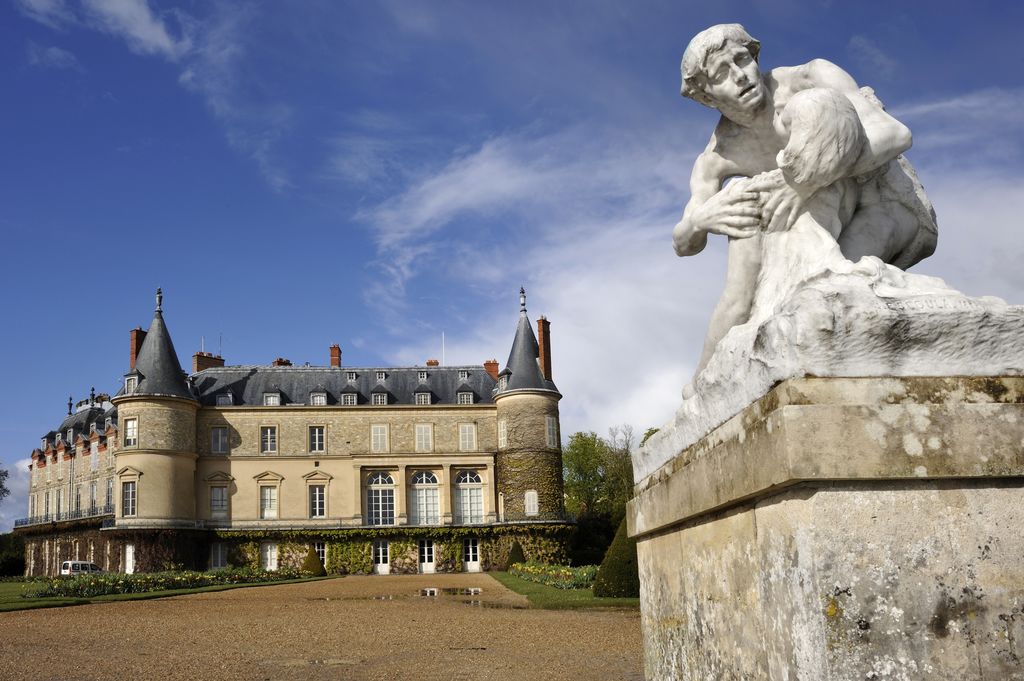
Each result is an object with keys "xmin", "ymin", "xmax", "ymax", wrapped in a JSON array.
[{"xmin": 2, "ymin": 0, "xmax": 1024, "ymax": 529}]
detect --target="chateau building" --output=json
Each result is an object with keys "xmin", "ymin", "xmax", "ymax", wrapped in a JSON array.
[{"xmin": 16, "ymin": 289, "xmax": 569, "ymax": 576}]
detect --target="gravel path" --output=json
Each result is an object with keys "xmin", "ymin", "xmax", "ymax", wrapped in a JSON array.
[{"xmin": 0, "ymin": 574, "xmax": 643, "ymax": 681}]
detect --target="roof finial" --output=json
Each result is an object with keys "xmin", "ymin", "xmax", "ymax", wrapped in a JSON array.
[
  {"xmin": 519, "ymin": 287, "xmax": 527, "ymax": 314},
  {"xmin": 156, "ymin": 287, "xmax": 163, "ymax": 312},
  {"xmin": 90, "ymin": 386, "xmax": 96, "ymax": 405},
  {"xmin": 67, "ymin": 395, "xmax": 73, "ymax": 416}
]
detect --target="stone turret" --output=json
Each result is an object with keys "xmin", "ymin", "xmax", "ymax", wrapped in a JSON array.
[
  {"xmin": 493, "ymin": 288, "xmax": 564, "ymax": 521},
  {"xmin": 111, "ymin": 289, "xmax": 199, "ymax": 528}
]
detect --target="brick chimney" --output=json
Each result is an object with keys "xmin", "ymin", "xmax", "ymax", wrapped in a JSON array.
[
  {"xmin": 272, "ymin": 357, "xmax": 292, "ymax": 367},
  {"xmin": 193, "ymin": 351, "xmax": 225, "ymax": 373},
  {"xmin": 537, "ymin": 316, "xmax": 552, "ymax": 381},
  {"xmin": 483, "ymin": 359, "xmax": 499, "ymax": 381},
  {"xmin": 426, "ymin": 359, "xmax": 440, "ymax": 367},
  {"xmin": 129, "ymin": 327, "xmax": 147, "ymax": 370},
  {"xmin": 330, "ymin": 344, "xmax": 342, "ymax": 367}
]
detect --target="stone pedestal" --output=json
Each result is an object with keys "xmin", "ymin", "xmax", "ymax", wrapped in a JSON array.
[{"xmin": 628, "ymin": 376, "xmax": 1024, "ymax": 680}]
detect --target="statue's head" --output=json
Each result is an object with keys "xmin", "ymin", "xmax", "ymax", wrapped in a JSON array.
[{"xmin": 681, "ymin": 24, "xmax": 763, "ymax": 117}]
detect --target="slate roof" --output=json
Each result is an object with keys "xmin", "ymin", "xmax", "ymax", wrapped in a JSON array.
[
  {"xmin": 497, "ymin": 292, "xmax": 559, "ymax": 395},
  {"xmin": 42, "ymin": 404, "xmax": 116, "ymax": 450},
  {"xmin": 128, "ymin": 290, "xmax": 195, "ymax": 401},
  {"xmin": 190, "ymin": 365, "xmax": 497, "ymax": 406}
]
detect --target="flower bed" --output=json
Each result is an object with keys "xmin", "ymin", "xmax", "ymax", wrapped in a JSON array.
[
  {"xmin": 23, "ymin": 566, "xmax": 306, "ymax": 599},
  {"xmin": 508, "ymin": 561, "xmax": 598, "ymax": 590}
]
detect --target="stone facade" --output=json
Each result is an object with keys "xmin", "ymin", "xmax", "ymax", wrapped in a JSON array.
[{"xmin": 628, "ymin": 376, "xmax": 1024, "ymax": 680}]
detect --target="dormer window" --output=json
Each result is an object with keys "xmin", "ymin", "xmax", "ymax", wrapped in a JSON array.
[
  {"xmin": 310, "ymin": 392, "xmax": 327, "ymax": 406},
  {"xmin": 90, "ymin": 423, "xmax": 97, "ymax": 433},
  {"xmin": 415, "ymin": 392, "xmax": 431, "ymax": 406},
  {"xmin": 216, "ymin": 393, "xmax": 233, "ymax": 406},
  {"xmin": 105, "ymin": 417, "xmax": 112, "ymax": 430},
  {"xmin": 498, "ymin": 376, "xmax": 508, "ymax": 391},
  {"xmin": 376, "ymin": 371, "xmax": 386, "ymax": 382},
  {"xmin": 67, "ymin": 428, "xmax": 74, "ymax": 442},
  {"xmin": 458, "ymin": 370, "xmax": 469, "ymax": 380},
  {"xmin": 263, "ymin": 393, "xmax": 280, "ymax": 407},
  {"xmin": 457, "ymin": 392, "xmax": 474, "ymax": 405},
  {"xmin": 346, "ymin": 371, "xmax": 357, "ymax": 381},
  {"xmin": 372, "ymin": 392, "xmax": 388, "ymax": 406},
  {"xmin": 418, "ymin": 371, "xmax": 427, "ymax": 381},
  {"xmin": 41, "ymin": 438, "xmax": 47, "ymax": 449},
  {"xmin": 125, "ymin": 376, "xmax": 137, "ymax": 394}
]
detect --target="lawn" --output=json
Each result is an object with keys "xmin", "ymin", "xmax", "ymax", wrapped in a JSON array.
[
  {"xmin": 490, "ymin": 571, "xmax": 639, "ymax": 610},
  {"xmin": 0, "ymin": 576, "xmax": 331, "ymax": 613}
]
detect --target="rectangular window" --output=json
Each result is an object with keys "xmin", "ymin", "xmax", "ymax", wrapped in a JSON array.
[
  {"xmin": 210, "ymin": 486, "xmax": 228, "ymax": 518},
  {"xmin": 263, "ymin": 393, "xmax": 280, "ymax": 406},
  {"xmin": 124, "ymin": 418, "xmax": 138, "ymax": 447},
  {"xmin": 463, "ymin": 537, "xmax": 479, "ymax": 563},
  {"xmin": 210, "ymin": 426, "xmax": 229, "ymax": 454},
  {"xmin": 346, "ymin": 371, "xmax": 357, "ymax": 381},
  {"xmin": 259, "ymin": 486, "xmax": 278, "ymax": 519},
  {"xmin": 46, "ymin": 460, "xmax": 51, "ymax": 482},
  {"xmin": 414, "ymin": 424, "xmax": 433, "ymax": 453},
  {"xmin": 415, "ymin": 392, "xmax": 430, "ymax": 405},
  {"xmin": 545, "ymin": 415, "xmax": 559, "ymax": 448},
  {"xmin": 341, "ymin": 393, "xmax": 357, "ymax": 406},
  {"xmin": 216, "ymin": 393, "xmax": 233, "ymax": 406},
  {"xmin": 57, "ymin": 489, "xmax": 64, "ymax": 515},
  {"xmin": 373, "ymin": 540, "xmax": 389, "ymax": 565},
  {"xmin": 368, "ymin": 488, "xmax": 395, "ymax": 526},
  {"xmin": 309, "ymin": 485, "xmax": 325, "ymax": 518},
  {"xmin": 106, "ymin": 478, "xmax": 113, "ymax": 508},
  {"xmin": 314, "ymin": 542, "xmax": 326, "ymax": 567},
  {"xmin": 375, "ymin": 371, "xmax": 386, "ymax": 381},
  {"xmin": 371, "ymin": 392, "xmax": 388, "ymax": 406},
  {"xmin": 90, "ymin": 441, "xmax": 99, "ymax": 470},
  {"xmin": 411, "ymin": 487, "xmax": 439, "ymax": 525},
  {"xmin": 310, "ymin": 392, "xmax": 327, "ymax": 406},
  {"xmin": 459, "ymin": 423, "xmax": 477, "ymax": 452},
  {"xmin": 260, "ymin": 542, "xmax": 278, "ymax": 570},
  {"xmin": 457, "ymin": 391, "xmax": 473, "ymax": 405},
  {"xmin": 458, "ymin": 370, "xmax": 469, "ymax": 380},
  {"xmin": 260, "ymin": 426, "xmax": 277, "ymax": 454},
  {"xmin": 525, "ymin": 489, "xmax": 539, "ymax": 516},
  {"xmin": 44, "ymin": 491, "xmax": 50, "ymax": 517},
  {"xmin": 74, "ymin": 485, "xmax": 81, "ymax": 512},
  {"xmin": 370, "ymin": 424, "xmax": 389, "ymax": 453},
  {"xmin": 498, "ymin": 420, "xmax": 508, "ymax": 448},
  {"xmin": 122, "ymin": 481, "xmax": 137, "ymax": 517},
  {"xmin": 210, "ymin": 542, "xmax": 227, "ymax": 570},
  {"xmin": 89, "ymin": 481, "xmax": 97, "ymax": 511},
  {"xmin": 308, "ymin": 426, "xmax": 325, "ymax": 453},
  {"xmin": 57, "ymin": 455, "xmax": 64, "ymax": 479},
  {"xmin": 417, "ymin": 371, "xmax": 427, "ymax": 381},
  {"xmin": 419, "ymin": 539, "xmax": 434, "ymax": 564},
  {"xmin": 125, "ymin": 376, "xmax": 137, "ymax": 393},
  {"xmin": 456, "ymin": 487, "xmax": 483, "ymax": 524}
]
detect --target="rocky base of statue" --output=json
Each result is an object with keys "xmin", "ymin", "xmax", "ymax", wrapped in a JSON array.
[{"xmin": 634, "ymin": 218, "xmax": 1024, "ymax": 484}]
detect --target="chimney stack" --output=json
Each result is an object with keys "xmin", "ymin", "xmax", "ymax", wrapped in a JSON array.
[
  {"xmin": 330, "ymin": 344, "xmax": 342, "ymax": 367},
  {"xmin": 272, "ymin": 357, "xmax": 292, "ymax": 367},
  {"xmin": 483, "ymin": 359, "xmax": 499, "ymax": 381},
  {"xmin": 537, "ymin": 316, "xmax": 552, "ymax": 381},
  {"xmin": 426, "ymin": 359, "xmax": 440, "ymax": 367},
  {"xmin": 193, "ymin": 351, "xmax": 225, "ymax": 373},
  {"xmin": 129, "ymin": 327, "xmax": 147, "ymax": 370}
]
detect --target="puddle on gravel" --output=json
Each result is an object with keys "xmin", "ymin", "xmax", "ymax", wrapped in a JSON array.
[{"xmin": 419, "ymin": 587, "xmax": 482, "ymax": 596}]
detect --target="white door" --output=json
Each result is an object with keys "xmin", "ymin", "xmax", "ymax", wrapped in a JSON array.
[
  {"xmin": 123, "ymin": 543, "xmax": 135, "ymax": 574},
  {"xmin": 419, "ymin": 540, "xmax": 435, "ymax": 574},
  {"xmin": 463, "ymin": 538, "xmax": 480, "ymax": 573},
  {"xmin": 374, "ymin": 540, "xmax": 390, "ymax": 575}
]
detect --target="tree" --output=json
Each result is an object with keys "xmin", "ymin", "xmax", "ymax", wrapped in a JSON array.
[
  {"xmin": 0, "ymin": 468, "xmax": 8, "ymax": 502},
  {"xmin": 562, "ymin": 432, "xmax": 610, "ymax": 518}
]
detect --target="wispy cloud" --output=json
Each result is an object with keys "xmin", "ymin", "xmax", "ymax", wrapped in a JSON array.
[
  {"xmin": 14, "ymin": 0, "xmax": 76, "ymax": 29},
  {"xmin": 847, "ymin": 35, "xmax": 897, "ymax": 80},
  {"xmin": 80, "ymin": 0, "xmax": 192, "ymax": 60},
  {"xmin": 26, "ymin": 41, "xmax": 83, "ymax": 70}
]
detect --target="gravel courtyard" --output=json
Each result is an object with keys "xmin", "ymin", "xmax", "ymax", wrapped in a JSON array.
[{"xmin": 0, "ymin": 573, "xmax": 642, "ymax": 681}]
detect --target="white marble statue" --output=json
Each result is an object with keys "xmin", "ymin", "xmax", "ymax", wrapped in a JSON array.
[{"xmin": 673, "ymin": 24, "xmax": 937, "ymax": 390}]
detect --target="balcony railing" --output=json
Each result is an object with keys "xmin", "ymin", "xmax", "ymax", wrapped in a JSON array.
[{"xmin": 14, "ymin": 504, "xmax": 115, "ymax": 528}]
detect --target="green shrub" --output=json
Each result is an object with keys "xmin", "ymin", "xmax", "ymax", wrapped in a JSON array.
[
  {"xmin": 22, "ymin": 566, "xmax": 306, "ymax": 599},
  {"xmin": 300, "ymin": 546, "xmax": 327, "ymax": 576},
  {"xmin": 506, "ymin": 540, "xmax": 526, "ymax": 568},
  {"xmin": 509, "ymin": 561, "xmax": 598, "ymax": 589},
  {"xmin": 592, "ymin": 517, "xmax": 639, "ymax": 598}
]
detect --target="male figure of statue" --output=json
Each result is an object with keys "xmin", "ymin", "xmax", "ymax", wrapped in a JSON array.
[{"xmin": 674, "ymin": 24, "xmax": 937, "ymax": 386}]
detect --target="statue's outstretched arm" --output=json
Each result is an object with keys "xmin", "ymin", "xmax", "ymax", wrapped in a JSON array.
[{"xmin": 673, "ymin": 148, "xmax": 757, "ymax": 257}]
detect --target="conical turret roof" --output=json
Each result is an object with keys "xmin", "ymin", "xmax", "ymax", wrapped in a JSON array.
[
  {"xmin": 500, "ymin": 288, "xmax": 559, "ymax": 394},
  {"xmin": 129, "ymin": 289, "xmax": 195, "ymax": 401}
]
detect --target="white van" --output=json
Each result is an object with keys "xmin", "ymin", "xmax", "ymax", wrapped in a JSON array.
[{"xmin": 60, "ymin": 561, "xmax": 104, "ymax": 575}]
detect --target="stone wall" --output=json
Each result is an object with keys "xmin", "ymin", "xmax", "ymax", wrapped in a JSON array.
[
  {"xmin": 22, "ymin": 524, "xmax": 121, "ymax": 576},
  {"xmin": 629, "ymin": 376, "xmax": 1024, "ymax": 680}
]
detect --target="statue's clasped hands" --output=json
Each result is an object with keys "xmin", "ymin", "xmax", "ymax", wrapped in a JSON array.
[{"xmin": 693, "ymin": 170, "xmax": 806, "ymax": 241}]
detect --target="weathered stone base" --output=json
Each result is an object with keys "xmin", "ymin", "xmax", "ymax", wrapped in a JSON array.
[{"xmin": 628, "ymin": 377, "xmax": 1024, "ymax": 680}]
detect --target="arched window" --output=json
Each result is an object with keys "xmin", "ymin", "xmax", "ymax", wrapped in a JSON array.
[
  {"xmin": 525, "ymin": 489, "xmax": 539, "ymax": 516},
  {"xmin": 454, "ymin": 470, "xmax": 483, "ymax": 524},
  {"xmin": 409, "ymin": 471, "xmax": 439, "ymax": 525},
  {"xmin": 367, "ymin": 472, "xmax": 395, "ymax": 526}
]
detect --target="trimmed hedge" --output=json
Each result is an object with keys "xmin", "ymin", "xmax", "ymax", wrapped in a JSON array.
[
  {"xmin": 509, "ymin": 561, "xmax": 598, "ymax": 590},
  {"xmin": 506, "ymin": 540, "xmax": 526, "ymax": 568},
  {"xmin": 301, "ymin": 546, "xmax": 327, "ymax": 576},
  {"xmin": 592, "ymin": 517, "xmax": 639, "ymax": 598},
  {"xmin": 23, "ymin": 566, "xmax": 306, "ymax": 599}
]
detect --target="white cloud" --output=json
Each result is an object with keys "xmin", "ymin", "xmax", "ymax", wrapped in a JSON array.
[
  {"xmin": 0, "ymin": 459, "xmax": 32, "ymax": 534},
  {"xmin": 26, "ymin": 41, "xmax": 83, "ymax": 70},
  {"xmin": 847, "ymin": 35, "xmax": 897, "ymax": 80},
  {"xmin": 81, "ymin": 0, "xmax": 191, "ymax": 60},
  {"xmin": 14, "ymin": 0, "xmax": 75, "ymax": 29}
]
